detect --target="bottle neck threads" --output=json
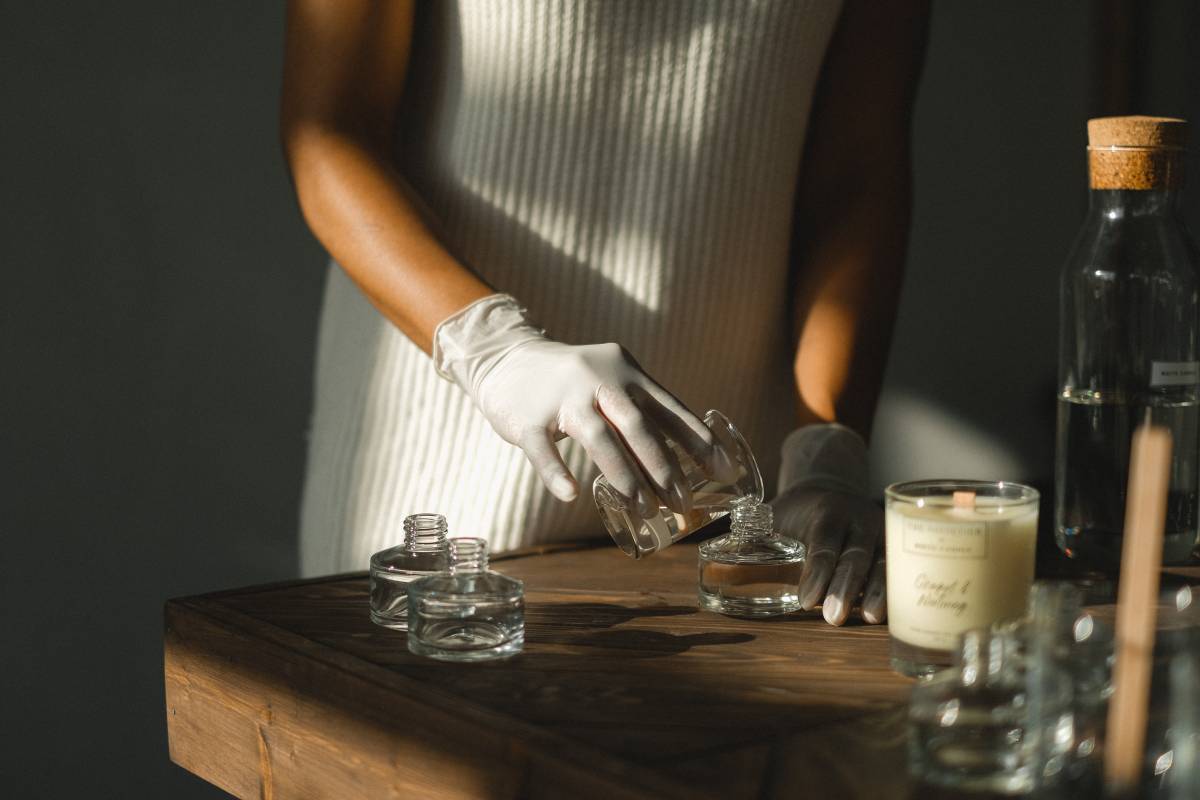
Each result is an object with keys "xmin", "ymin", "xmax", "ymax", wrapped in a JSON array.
[
  {"xmin": 729, "ymin": 499, "xmax": 773, "ymax": 539},
  {"xmin": 404, "ymin": 513, "xmax": 449, "ymax": 549},
  {"xmin": 448, "ymin": 537, "xmax": 488, "ymax": 573}
]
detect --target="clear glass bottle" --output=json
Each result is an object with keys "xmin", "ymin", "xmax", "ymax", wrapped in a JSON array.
[
  {"xmin": 908, "ymin": 626, "xmax": 1073, "ymax": 796},
  {"xmin": 1056, "ymin": 115, "xmax": 1200, "ymax": 568},
  {"xmin": 369, "ymin": 513, "xmax": 451, "ymax": 630},
  {"xmin": 407, "ymin": 537, "xmax": 524, "ymax": 662},
  {"xmin": 697, "ymin": 499, "xmax": 805, "ymax": 617},
  {"xmin": 593, "ymin": 409, "xmax": 764, "ymax": 559},
  {"xmin": 1021, "ymin": 582, "xmax": 1113, "ymax": 795}
]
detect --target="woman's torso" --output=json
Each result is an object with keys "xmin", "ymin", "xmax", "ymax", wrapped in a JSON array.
[{"xmin": 300, "ymin": 0, "xmax": 843, "ymax": 574}]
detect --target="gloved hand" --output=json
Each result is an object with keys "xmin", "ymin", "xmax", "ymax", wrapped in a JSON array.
[
  {"xmin": 770, "ymin": 424, "xmax": 885, "ymax": 626},
  {"xmin": 434, "ymin": 294, "xmax": 724, "ymax": 516}
]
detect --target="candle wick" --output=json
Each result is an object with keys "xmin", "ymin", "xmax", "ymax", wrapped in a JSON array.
[{"xmin": 953, "ymin": 491, "xmax": 977, "ymax": 510}]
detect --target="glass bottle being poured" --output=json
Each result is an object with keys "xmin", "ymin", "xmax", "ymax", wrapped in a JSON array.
[
  {"xmin": 1055, "ymin": 115, "xmax": 1200, "ymax": 569},
  {"xmin": 593, "ymin": 409, "xmax": 764, "ymax": 558}
]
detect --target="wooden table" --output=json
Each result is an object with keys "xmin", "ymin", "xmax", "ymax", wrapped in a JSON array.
[{"xmin": 164, "ymin": 540, "xmax": 918, "ymax": 799}]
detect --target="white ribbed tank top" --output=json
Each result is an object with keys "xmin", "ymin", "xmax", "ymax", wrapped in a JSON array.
[{"xmin": 300, "ymin": 0, "xmax": 843, "ymax": 574}]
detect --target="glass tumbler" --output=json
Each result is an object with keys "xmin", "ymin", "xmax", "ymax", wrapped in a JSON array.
[
  {"xmin": 885, "ymin": 480, "xmax": 1040, "ymax": 677},
  {"xmin": 593, "ymin": 409, "xmax": 763, "ymax": 559}
]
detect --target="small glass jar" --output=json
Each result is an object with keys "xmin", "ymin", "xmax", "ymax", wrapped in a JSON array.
[
  {"xmin": 885, "ymin": 480, "xmax": 1040, "ymax": 677},
  {"xmin": 369, "ymin": 513, "xmax": 451, "ymax": 630},
  {"xmin": 593, "ymin": 409, "xmax": 763, "ymax": 559},
  {"xmin": 908, "ymin": 626, "xmax": 1073, "ymax": 796},
  {"xmin": 407, "ymin": 537, "xmax": 525, "ymax": 662},
  {"xmin": 698, "ymin": 500, "xmax": 805, "ymax": 617}
]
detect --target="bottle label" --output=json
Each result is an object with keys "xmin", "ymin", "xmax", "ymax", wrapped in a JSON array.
[
  {"xmin": 885, "ymin": 508, "xmax": 1037, "ymax": 653},
  {"xmin": 1151, "ymin": 361, "xmax": 1200, "ymax": 387}
]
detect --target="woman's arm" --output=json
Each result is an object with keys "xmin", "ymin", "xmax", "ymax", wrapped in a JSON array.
[
  {"xmin": 789, "ymin": 0, "xmax": 930, "ymax": 437},
  {"xmin": 280, "ymin": 0, "xmax": 491, "ymax": 353},
  {"xmin": 773, "ymin": 0, "xmax": 930, "ymax": 626},
  {"xmin": 279, "ymin": 1, "xmax": 719, "ymax": 513}
]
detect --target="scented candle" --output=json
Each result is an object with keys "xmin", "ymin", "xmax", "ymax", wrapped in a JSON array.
[{"xmin": 885, "ymin": 480, "xmax": 1040, "ymax": 677}]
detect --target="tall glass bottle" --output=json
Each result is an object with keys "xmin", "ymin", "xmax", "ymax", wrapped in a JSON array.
[{"xmin": 1056, "ymin": 115, "xmax": 1200, "ymax": 568}]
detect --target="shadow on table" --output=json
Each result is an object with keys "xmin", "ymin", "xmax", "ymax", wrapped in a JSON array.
[
  {"xmin": 555, "ymin": 628, "xmax": 755, "ymax": 657},
  {"xmin": 525, "ymin": 601, "xmax": 754, "ymax": 656},
  {"xmin": 527, "ymin": 601, "xmax": 697, "ymax": 629}
]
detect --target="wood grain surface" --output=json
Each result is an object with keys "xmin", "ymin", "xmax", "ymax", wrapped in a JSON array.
[{"xmin": 165, "ymin": 541, "xmax": 919, "ymax": 799}]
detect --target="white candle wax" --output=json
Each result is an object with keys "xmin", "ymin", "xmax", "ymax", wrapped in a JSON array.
[{"xmin": 885, "ymin": 496, "xmax": 1038, "ymax": 653}]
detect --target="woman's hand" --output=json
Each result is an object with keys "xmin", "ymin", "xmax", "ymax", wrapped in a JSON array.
[
  {"xmin": 435, "ymin": 294, "xmax": 725, "ymax": 516},
  {"xmin": 769, "ymin": 424, "xmax": 885, "ymax": 626},
  {"xmin": 772, "ymin": 484, "xmax": 885, "ymax": 626}
]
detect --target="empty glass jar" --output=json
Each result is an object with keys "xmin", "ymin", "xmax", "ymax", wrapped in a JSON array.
[
  {"xmin": 369, "ymin": 513, "xmax": 451, "ymax": 630},
  {"xmin": 593, "ymin": 409, "xmax": 763, "ymax": 559},
  {"xmin": 407, "ymin": 537, "xmax": 525, "ymax": 662}
]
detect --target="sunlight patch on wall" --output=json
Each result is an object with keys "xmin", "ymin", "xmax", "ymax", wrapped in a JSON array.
[{"xmin": 869, "ymin": 389, "xmax": 1026, "ymax": 496}]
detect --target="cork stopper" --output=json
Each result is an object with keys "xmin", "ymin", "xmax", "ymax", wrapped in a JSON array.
[
  {"xmin": 1087, "ymin": 116, "xmax": 1187, "ymax": 190},
  {"xmin": 1088, "ymin": 116, "xmax": 1188, "ymax": 149}
]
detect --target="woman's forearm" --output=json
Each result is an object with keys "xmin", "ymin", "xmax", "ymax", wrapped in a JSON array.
[
  {"xmin": 284, "ymin": 127, "xmax": 492, "ymax": 354},
  {"xmin": 790, "ymin": 159, "xmax": 912, "ymax": 438},
  {"xmin": 281, "ymin": 0, "xmax": 491, "ymax": 355},
  {"xmin": 787, "ymin": 0, "xmax": 929, "ymax": 440}
]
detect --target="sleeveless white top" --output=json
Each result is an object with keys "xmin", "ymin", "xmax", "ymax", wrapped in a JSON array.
[{"xmin": 300, "ymin": 0, "xmax": 843, "ymax": 574}]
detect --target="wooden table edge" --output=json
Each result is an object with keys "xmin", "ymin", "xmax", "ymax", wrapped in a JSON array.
[{"xmin": 164, "ymin": 583, "xmax": 702, "ymax": 799}]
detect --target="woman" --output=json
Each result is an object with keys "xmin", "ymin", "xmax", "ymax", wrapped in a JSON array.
[{"xmin": 281, "ymin": 0, "xmax": 927, "ymax": 625}]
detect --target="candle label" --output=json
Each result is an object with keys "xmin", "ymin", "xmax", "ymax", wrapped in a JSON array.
[
  {"xmin": 886, "ymin": 507, "xmax": 1037, "ymax": 653},
  {"xmin": 903, "ymin": 518, "xmax": 988, "ymax": 559},
  {"xmin": 1151, "ymin": 360, "xmax": 1199, "ymax": 387}
]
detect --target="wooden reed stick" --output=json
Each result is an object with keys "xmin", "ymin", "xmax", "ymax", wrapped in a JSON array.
[{"xmin": 1105, "ymin": 424, "xmax": 1172, "ymax": 791}]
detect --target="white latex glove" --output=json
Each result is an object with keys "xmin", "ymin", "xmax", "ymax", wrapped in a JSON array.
[
  {"xmin": 434, "ymin": 294, "xmax": 723, "ymax": 516},
  {"xmin": 770, "ymin": 424, "xmax": 884, "ymax": 627}
]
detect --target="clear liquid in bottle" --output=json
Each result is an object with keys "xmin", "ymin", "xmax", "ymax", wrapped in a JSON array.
[{"xmin": 1055, "ymin": 391, "xmax": 1198, "ymax": 567}]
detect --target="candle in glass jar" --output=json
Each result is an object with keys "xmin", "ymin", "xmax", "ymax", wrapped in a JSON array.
[{"xmin": 885, "ymin": 480, "xmax": 1039, "ymax": 678}]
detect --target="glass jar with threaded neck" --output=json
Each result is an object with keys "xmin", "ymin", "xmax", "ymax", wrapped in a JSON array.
[
  {"xmin": 369, "ymin": 513, "xmax": 451, "ymax": 631},
  {"xmin": 697, "ymin": 500, "xmax": 806, "ymax": 617},
  {"xmin": 407, "ymin": 537, "xmax": 525, "ymax": 662}
]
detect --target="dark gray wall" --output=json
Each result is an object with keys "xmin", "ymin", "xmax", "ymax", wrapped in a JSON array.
[
  {"xmin": 872, "ymin": 0, "xmax": 1200, "ymax": 493},
  {"xmin": 4, "ymin": 3, "xmax": 325, "ymax": 797},
  {"xmin": 3, "ymin": 1, "xmax": 1197, "ymax": 797},
  {"xmin": 872, "ymin": 0, "xmax": 1092, "ymax": 491}
]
